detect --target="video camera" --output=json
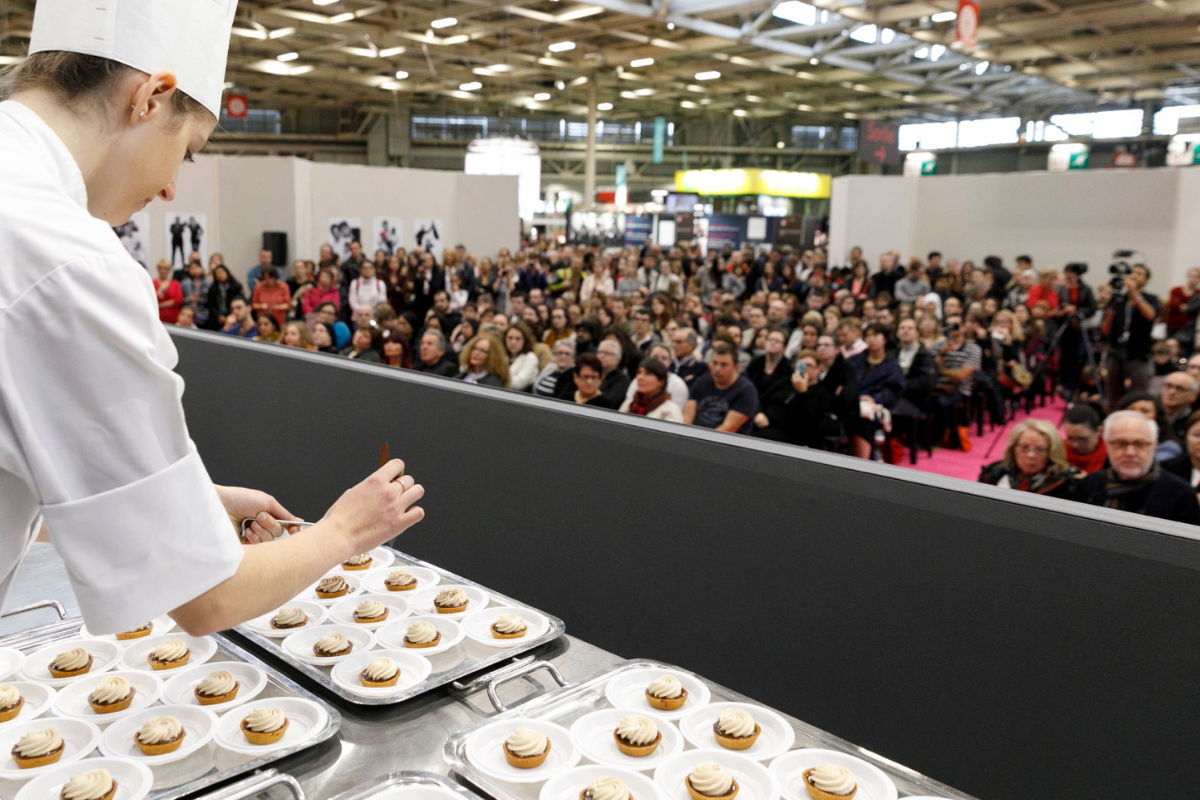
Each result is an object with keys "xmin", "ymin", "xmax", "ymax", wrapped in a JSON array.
[{"xmin": 1109, "ymin": 249, "xmax": 1139, "ymax": 298}]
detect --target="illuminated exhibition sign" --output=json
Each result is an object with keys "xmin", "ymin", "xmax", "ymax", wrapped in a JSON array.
[{"xmin": 674, "ymin": 168, "xmax": 831, "ymax": 198}]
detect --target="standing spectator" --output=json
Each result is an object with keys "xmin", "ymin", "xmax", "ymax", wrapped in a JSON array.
[
  {"xmin": 684, "ymin": 342, "xmax": 759, "ymax": 435},
  {"xmin": 1062, "ymin": 404, "xmax": 1109, "ymax": 475},
  {"xmin": 219, "ymin": 297, "xmax": 257, "ymax": 339},
  {"xmin": 250, "ymin": 266, "xmax": 291, "ymax": 328},
  {"xmin": 983, "ymin": 256, "xmax": 1012, "ymax": 300},
  {"xmin": 893, "ymin": 263, "xmax": 931, "ymax": 304},
  {"xmin": 415, "ymin": 330, "xmax": 459, "ymax": 377},
  {"xmin": 979, "ymin": 420, "xmax": 1079, "ymax": 498},
  {"xmin": 153, "ymin": 260, "xmax": 183, "ymax": 324},
  {"xmin": 534, "ymin": 340, "xmax": 577, "ymax": 399},
  {"xmin": 349, "ymin": 260, "xmax": 388, "ymax": 315},
  {"xmin": 246, "ymin": 249, "xmax": 273, "ymax": 295},
  {"xmin": 1166, "ymin": 268, "xmax": 1200, "ymax": 338},
  {"xmin": 1054, "ymin": 264, "xmax": 1097, "ymax": 394},
  {"xmin": 1026, "ymin": 269, "xmax": 1061, "ymax": 311},
  {"xmin": 287, "ymin": 260, "xmax": 314, "ymax": 316},
  {"xmin": 302, "ymin": 268, "xmax": 341, "ymax": 317},
  {"xmin": 868, "ymin": 253, "xmax": 901, "ymax": 300},
  {"xmin": 504, "ymin": 323, "xmax": 540, "ymax": 392},
  {"xmin": 180, "ymin": 261, "xmax": 210, "ymax": 328},
  {"xmin": 1101, "ymin": 263, "xmax": 1159, "ymax": 400},
  {"xmin": 342, "ymin": 240, "xmax": 366, "ymax": 285},
  {"xmin": 1160, "ymin": 372, "xmax": 1199, "ymax": 441},
  {"xmin": 846, "ymin": 323, "xmax": 906, "ymax": 459},
  {"xmin": 620, "ymin": 358, "xmax": 684, "ymax": 422},
  {"xmin": 459, "ymin": 334, "xmax": 510, "ymax": 388}
]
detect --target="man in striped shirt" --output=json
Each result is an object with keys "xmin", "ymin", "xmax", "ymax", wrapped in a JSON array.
[{"xmin": 930, "ymin": 317, "xmax": 982, "ymax": 449}]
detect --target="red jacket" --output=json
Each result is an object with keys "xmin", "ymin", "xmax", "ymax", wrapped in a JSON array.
[
  {"xmin": 154, "ymin": 279, "xmax": 183, "ymax": 324},
  {"xmin": 1026, "ymin": 284, "xmax": 1060, "ymax": 310},
  {"xmin": 252, "ymin": 281, "xmax": 292, "ymax": 327},
  {"xmin": 301, "ymin": 285, "xmax": 340, "ymax": 316},
  {"xmin": 1166, "ymin": 286, "xmax": 1196, "ymax": 332}
]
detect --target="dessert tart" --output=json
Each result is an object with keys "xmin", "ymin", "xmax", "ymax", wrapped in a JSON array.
[
  {"xmin": 359, "ymin": 657, "xmax": 401, "ymax": 688},
  {"xmin": 11, "ymin": 727, "xmax": 64, "ymax": 769},
  {"xmin": 645, "ymin": 675, "xmax": 687, "ymax": 711},
  {"xmin": 433, "ymin": 588, "xmax": 469, "ymax": 614},
  {"xmin": 343, "ymin": 553, "xmax": 373, "ymax": 571},
  {"xmin": 579, "ymin": 776, "xmax": 632, "ymax": 800},
  {"xmin": 313, "ymin": 632, "xmax": 352, "ymax": 658},
  {"xmin": 502, "ymin": 727, "xmax": 551, "ymax": 769},
  {"xmin": 686, "ymin": 762, "xmax": 738, "ymax": 800},
  {"xmin": 194, "ymin": 670, "xmax": 240, "ymax": 706},
  {"xmin": 116, "ymin": 623, "xmax": 153, "ymax": 642},
  {"xmin": 613, "ymin": 714, "xmax": 661, "ymax": 757},
  {"xmin": 48, "ymin": 648, "xmax": 93, "ymax": 679},
  {"xmin": 134, "ymin": 715, "xmax": 186, "ymax": 756},
  {"xmin": 147, "ymin": 639, "xmax": 191, "ymax": 671},
  {"xmin": 88, "ymin": 675, "xmax": 136, "ymax": 715},
  {"xmin": 316, "ymin": 576, "xmax": 349, "ymax": 599},
  {"xmin": 491, "ymin": 614, "xmax": 528, "ymax": 640},
  {"xmin": 802, "ymin": 764, "xmax": 858, "ymax": 800},
  {"xmin": 0, "ymin": 685, "xmax": 24, "ymax": 723},
  {"xmin": 713, "ymin": 709, "xmax": 761, "ymax": 751},
  {"xmin": 59, "ymin": 768, "xmax": 117, "ymax": 800},
  {"xmin": 270, "ymin": 608, "xmax": 308, "ymax": 630},
  {"xmin": 403, "ymin": 621, "xmax": 442, "ymax": 649},
  {"xmin": 241, "ymin": 707, "xmax": 288, "ymax": 745},
  {"xmin": 385, "ymin": 569, "xmax": 418, "ymax": 592},
  {"xmin": 353, "ymin": 600, "xmax": 389, "ymax": 624}
]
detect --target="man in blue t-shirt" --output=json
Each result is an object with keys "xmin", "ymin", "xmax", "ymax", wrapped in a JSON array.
[{"xmin": 684, "ymin": 341, "xmax": 759, "ymax": 435}]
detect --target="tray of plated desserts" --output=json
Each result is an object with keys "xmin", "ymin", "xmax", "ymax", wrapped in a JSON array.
[
  {"xmin": 443, "ymin": 660, "xmax": 979, "ymax": 800},
  {"xmin": 0, "ymin": 608, "xmax": 340, "ymax": 800},
  {"xmin": 328, "ymin": 770, "xmax": 491, "ymax": 800},
  {"xmin": 228, "ymin": 547, "xmax": 565, "ymax": 707}
]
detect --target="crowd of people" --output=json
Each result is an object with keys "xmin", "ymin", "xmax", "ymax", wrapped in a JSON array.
[{"xmin": 153, "ymin": 236, "xmax": 1200, "ymax": 526}]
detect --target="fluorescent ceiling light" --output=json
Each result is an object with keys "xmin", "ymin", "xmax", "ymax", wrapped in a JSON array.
[
  {"xmin": 459, "ymin": 81, "xmax": 482, "ymax": 91},
  {"xmin": 975, "ymin": 60, "xmax": 989, "ymax": 75},
  {"xmin": 774, "ymin": 1, "xmax": 818, "ymax": 25},
  {"xmin": 634, "ymin": 87, "xmax": 655, "ymax": 96},
  {"xmin": 379, "ymin": 46, "xmax": 405, "ymax": 57},
  {"xmin": 630, "ymin": 57, "xmax": 655, "ymax": 68},
  {"xmin": 0, "ymin": 55, "xmax": 25, "ymax": 65},
  {"xmin": 597, "ymin": 102, "xmax": 614, "ymax": 110},
  {"xmin": 290, "ymin": 65, "xmax": 314, "ymax": 75},
  {"xmin": 931, "ymin": 11, "xmax": 957, "ymax": 22},
  {"xmin": 314, "ymin": 0, "xmax": 338, "ymax": 4},
  {"xmin": 930, "ymin": 44, "xmax": 946, "ymax": 60},
  {"xmin": 277, "ymin": 52, "xmax": 299, "ymax": 62},
  {"xmin": 330, "ymin": 13, "xmax": 355, "ymax": 23},
  {"xmin": 558, "ymin": 6, "xmax": 604, "ymax": 20},
  {"xmin": 395, "ymin": 70, "xmax": 409, "ymax": 79},
  {"xmin": 534, "ymin": 92, "xmax": 552, "ymax": 101},
  {"xmin": 231, "ymin": 27, "xmax": 267, "ymax": 39},
  {"xmin": 620, "ymin": 91, "xmax": 637, "ymax": 99},
  {"xmin": 268, "ymin": 27, "xmax": 295, "ymax": 39},
  {"xmin": 441, "ymin": 35, "xmax": 469, "ymax": 45},
  {"xmin": 695, "ymin": 70, "xmax": 721, "ymax": 80},
  {"xmin": 490, "ymin": 64, "xmax": 513, "ymax": 72},
  {"xmin": 431, "ymin": 17, "xmax": 457, "ymax": 28},
  {"xmin": 680, "ymin": 100, "xmax": 697, "ymax": 108},
  {"xmin": 733, "ymin": 109, "xmax": 747, "ymax": 117},
  {"xmin": 548, "ymin": 41, "xmax": 576, "ymax": 52}
]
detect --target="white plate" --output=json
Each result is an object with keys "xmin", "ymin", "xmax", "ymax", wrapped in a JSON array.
[
  {"xmin": 212, "ymin": 696, "xmax": 329, "ymax": 755},
  {"xmin": 539, "ymin": 764, "xmax": 663, "ymax": 800},
  {"xmin": 329, "ymin": 649, "xmax": 433, "ymax": 698},
  {"xmin": 162, "ymin": 661, "xmax": 269, "ymax": 712},
  {"xmin": 360, "ymin": 565, "xmax": 441, "ymax": 595},
  {"xmin": 654, "ymin": 749, "xmax": 779, "ymax": 800},
  {"xmin": 768, "ymin": 749, "xmax": 897, "ymax": 800},
  {"xmin": 465, "ymin": 719, "xmax": 580, "ymax": 784},
  {"xmin": 604, "ymin": 668, "xmax": 712, "ymax": 721},
  {"xmin": 461, "ymin": 606, "xmax": 551, "ymax": 649},
  {"xmin": 338, "ymin": 547, "xmax": 396, "ymax": 573},
  {"xmin": 19, "ymin": 639, "xmax": 121, "ymax": 687},
  {"xmin": 677, "ymin": 702, "xmax": 796, "ymax": 763},
  {"xmin": 79, "ymin": 615, "xmax": 177, "ymax": 647},
  {"xmin": 301, "ymin": 573, "xmax": 365, "ymax": 606},
  {"xmin": 51, "ymin": 671, "xmax": 163, "ymax": 725},
  {"xmin": 406, "ymin": 585, "xmax": 489, "ymax": 619},
  {"xmin": 15, "ymin": 757, "xmax": 153, "ymax": 800},
  {"xmin": 0, "ymin": 683, "xmax": 55, "ymax": 726},
  {"xmin": 99, "ymin": 703, "xmax": 218, "ymax": 765},
  {"xmin": 119, "ymin": 634, "xmax": 217, "ymax": 673},
  {"xmin": 568, "ymin": 708, "xmax": 684, "ymax": 772},
  {"xmin": 243, "ymin": 601, "xmax": 329, "ymax": 639},
  {"xmin": 0, "ymin": 648, "xmax": 27, "ymax": 682},
  {"xmin": 281, "ymin": 625, "xmax": 376, "ymax": 666},
  {"xmin": 374, "ymin": 616, "xmax": 465, "ymax": 656},
  {"xmin": 328, "ymin": 595, "xmax": 412, "ymax": 630},
  {"xmin": 0, "ymin": 717, "xmax": 102, "ymax": 779}
]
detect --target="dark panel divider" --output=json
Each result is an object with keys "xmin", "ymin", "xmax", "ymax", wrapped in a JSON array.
[{"xmin": 172, "ymin": 329, "xmax": 1200, "ymax": 800}]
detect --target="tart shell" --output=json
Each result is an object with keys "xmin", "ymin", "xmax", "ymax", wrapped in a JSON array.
[
  {"xmin": 89, "ymin": 688, "xmax": 137, "ymax": 715},
  {"xmin": 686, "ymin": 776, "xmax": 739, "ymax": 800},
  {"xmin": 241, "ymin": 717, "xmax": 289, "ymax": 745},
  {"xmin": 714, "ymin": 722, "xmax": 761, "ymax": 751},
  {"xmin": 645, "ymin": 687, "xmax": 687, "ymax": 711},
  {"xmin": 503, "ymin": 740, "xmax": 550, "ymax": 769},
  {"xmin": 613, "ymin": 729, "xmax": 662, "ymax": 757},
  {"xmin": 135, "ymin": 729, "xmax": 186, "ymax": 756},
  {"xmin": 801, "ymin": 769, "xmax": 857, "ymax": 800}
]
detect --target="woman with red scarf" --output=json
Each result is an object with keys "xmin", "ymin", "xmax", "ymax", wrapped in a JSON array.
[{"xmin": 620, "ymin": 358, "xmax": 684, "ymax": 422}]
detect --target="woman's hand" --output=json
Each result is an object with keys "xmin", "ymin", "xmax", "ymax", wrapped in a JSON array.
[
  {"xmin": 754, "ymin": 412, "xmax": 770, "ymax": 429},
  {"xmin": 214, "ymin": 485, "xmax": 301, "ymax": 543}
]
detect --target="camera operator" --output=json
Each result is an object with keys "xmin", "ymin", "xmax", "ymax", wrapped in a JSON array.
[
  {"xmin": 1101, "ymin": 263, "xmax": 1159, "ymax": 402},
  {"xmin": 1054, "ymin": 263, "xmax": 1098, "ymax": 394}
]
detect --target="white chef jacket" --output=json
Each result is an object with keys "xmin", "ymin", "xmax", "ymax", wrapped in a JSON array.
[{"xmin": 0, "ymin": 101, "xmax": 243, "ymax": 634}]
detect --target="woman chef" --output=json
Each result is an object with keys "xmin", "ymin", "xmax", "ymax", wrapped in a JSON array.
[{"xmin": 0, "ymin": 0, "xmax": 425, "ymax": 635}]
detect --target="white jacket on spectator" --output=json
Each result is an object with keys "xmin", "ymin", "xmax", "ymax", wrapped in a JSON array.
[
  {"xmin": 618, "ymin": 397, "xmax": 685, "ymax": 422},
  {"xmin": 509, "ymin": 351, "xmax": 540, "ymax": 392},
  {"xmin": 623, "ymin": 372, "xmax": 689, "ymax": 408},
  {"xmin": 349, "ymin": 277, "xmax": 387, "ymax": 312}
]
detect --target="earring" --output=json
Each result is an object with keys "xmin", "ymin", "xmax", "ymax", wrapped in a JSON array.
[{"xmin": 130, "ymin": 105, "xmax": 144, "ymax": 116}]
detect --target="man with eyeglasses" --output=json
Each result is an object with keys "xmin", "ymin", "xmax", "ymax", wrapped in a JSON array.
[
  {"xmin": 1160, "ymin": 373, "xmax": 1199, "ymax": 441},
  {"xmin": 1076, "ymin": 410, "xmax": 1200, "ymax": 524}
]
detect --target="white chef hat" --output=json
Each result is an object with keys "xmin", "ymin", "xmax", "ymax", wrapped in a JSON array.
[{"xmin": 28, "ymin": 0, "xmax": 238, "ymax": 117}]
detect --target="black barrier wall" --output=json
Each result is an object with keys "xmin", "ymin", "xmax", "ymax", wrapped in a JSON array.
[{"xmin": 171, "ymin": 329, "xmax": 1200, "ymax": 800}]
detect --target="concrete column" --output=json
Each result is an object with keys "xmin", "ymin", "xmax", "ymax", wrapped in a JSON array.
[{"xmin": 585, "ymin": 77, "xmax": 597, "ymax": 210}]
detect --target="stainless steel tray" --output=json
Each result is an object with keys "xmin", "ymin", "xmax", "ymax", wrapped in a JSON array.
[
  {"xmin": 186, "ymin": 768, "xmax": 486, "ymax": 800},
  {"xmin": 0, "ymin": 601, "xmax": 342, "ymax": 800},
  {"xmin": 230, "ymin": 548, "xmax": 566, "ymax": 707},
  {"xmin": 444, "ymin": 658, "xmax": 980, "ymax": 800}
]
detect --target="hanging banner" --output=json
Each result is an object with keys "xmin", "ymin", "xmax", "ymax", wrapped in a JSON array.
[
  {"xmin": 623, "ymin": 214, "xmax": 653, "ymax": 246},
  {"xmin": 956, "ymin": 0, "xmax": 979, "ymax": 47},
  {"xmin": 652, "ymin": 117, "xmax": 666, "ymax": 165},
  {"xmin": 615, "ymin": 164, "xmax": 628, "ymax": 207}
]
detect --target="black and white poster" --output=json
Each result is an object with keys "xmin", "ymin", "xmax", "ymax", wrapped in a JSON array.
[
  {"xmin": 371, "ymin": 217, "xmax": 403, "ymax": 260},
  {"xmin": 328, "ymin": 217, "xmax": 362, "ymax": 263},
  {"xmin": 114, "ymin": 211, "xmax": 150, "ymax": 270},
  {"xmin": 413, "ymin": 218, "xmax": 444, "ymax": 258},
  {"xmin": 165, "ymin": 212, "xmax": 208, "ymax": 269}
]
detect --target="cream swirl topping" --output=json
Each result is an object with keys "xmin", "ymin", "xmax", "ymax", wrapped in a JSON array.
[
  {"xmin": 62, "ymin": 769, "xmax": 114, "ymax": 800},
  {"xmin": 616, "ymin": 715, "xmax": 658, "ymax": 745},
  {"xmin": 405, "ymin": 621, "xmax": 439, "ymax": 643},
  {"xmin": 364, "ymin": 657, "xmax": 399, "ymax": 681},
  {"xmin": 386, "ymin": 569, "xmax": 416, "ymax": 586},
  {"xmin": 137, "ymin": 715, "xmax": 183, "ymax": 744},
  {"xmin": 716, "ymin": 709, "xmax": 756, "ymax": 738},
  {"xmin": 273, "ymin": 608, "xmax": 307, "ymax": 627},
  {"xmin": 345, "ymin": 553, "xmax": 372, "ymax": 566},
  {"xmin": 197, "ymin": 670, "xmax": 238, "ymax": 697},
  {"xmin": 646, "ymin": 675, "xmax": 683, "ymax": 699},
  {"xmin": 244, "ymin": 707, "xmax": 286, "ymax": 733},
  {"xmin": 355, "ymin": 600, "xmax": 387, "ymax": 619},
  {"xmin": 586, "ymin": 777, "xmax": 630, "ymax": 800},
  {"xmin": 317, "ymin": 576, "xmax": 348, "ymax": 593},
  {"xmin": 315, "ymin": 632, "xmax": 350, "ymax": 654},
  {"xmin": 807, "ymin": 763, "xmax": 855, "ymax": 795},
  {"xmin": 689, "ymin": 763, "xmax": 734, "ymax": 797},
  {"xmin": 13, "ymin": 727, "xmax": 62, "ymax": 758},
  {"xmin": 51, "ymin": 648, "xmax": 90, "ymax": 672},
  {"xmin": 493, "ymin": 614, "xmax": 526, "ymax": 633},
  {"xmin": 435, "ymin": 588, "xmax": 468, "ymax": 607},
  {"xmin": 90, "ymin": 675, "xmax": 132, "ymax": 705},
  {"xmin": 505, "ymin": 727, "xmax": 548, "ymax": 757},
  {"xmin": 0, "ymin": 685, "xmax": 20, "ymax": 709},
  {"xmin": 151, "ymin": 640, "xmax": 189, "ymax": 662}
]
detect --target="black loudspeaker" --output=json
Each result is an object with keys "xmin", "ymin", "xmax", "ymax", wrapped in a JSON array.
[{"xmin": 262, "ymin": 232, "xmax": 288, "ymax": 267}]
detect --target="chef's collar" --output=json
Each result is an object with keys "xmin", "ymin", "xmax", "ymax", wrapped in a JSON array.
[{"xmin": 0, "ymin": 101, "xmax": 89, "ymax": 211}]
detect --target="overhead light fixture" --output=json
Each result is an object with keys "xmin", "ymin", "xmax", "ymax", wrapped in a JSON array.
[
  {"xmin": 651, "ymin": 189, "xmax": 669, "ymax": 198},
  {"xmin": 680, "ymin": 100, "xmax": 697, "ymax": 108},
  {"xmin": 776, "ymin": 142, "xmax": 786, "ymax": 149},
  {"xmin": 931, "ymin": 11, "xmax": 957, "ymax": 22},
  {"xmin": 695, "ymin": 71, "xmax": 720, "ymax": 80},
  {"xmin": 231, "ymin": 27, "xmax": 268, "ymax": 39},
  {"xmin": 490, "ymin": 64, "xmax": 513, "ymax": 73},
  {"xmin": 634, "ymin": 88, "xmax": 654, "ymax": 96},
  {"xmin": 597, "ymin": 102, "xmax": 614, "ymax": 110},
  {"xmin": 667, "ymin": 22, "xmax": 675, "ymax": 30},
  {"xmin": 395, "ymin": 70, "xmax": 409, "ymax": 79},
  {"xmin": 558, "ymin": 6, "xmax": 604, "ymax": 20},
  {"xmin": 620, "ymin": 91, "xmax": 637, "ymax": 99},
  {"xmin": 548, "ymin": 41, "xmax": 576, "ymax": 52},
  {"xmin": 930, "ymin": 44, "xmax": 946, "ymax": 60},
  {"xmin": 277, "ymin": 52, "xmax": 299, "ymax": 62},
  {"xmin": 809, "ymin": 57, "xmax": 819, "ymax": 65},
  {"xmin": 431, "ymin": 17, "xmax": 457, "ymax": 28},
  {"xmin": 290, "ymin": 65, "xmax": 314, "ymax": 75},
  {"xmin": 975, "ymin": 60, "xmax": 989, "ymax": 75},
  {"xmin": 268, "ymin": 27, "xmax": 295, "ymax": 39},
  {"xmin": 555, "ymin": 80, "xmax": 566, "ymax": 90},
  {"xmin": 631, "ymin": 57, "xmax": 655, "ymax": 68},
  {"xmin": 314, "ymin": 0, "xmax": 338, "ymax": 4},
  {"xmin": 460, "ymin": 81, "xmax": 482, "ymax": 91},
  {"xmin": 330, "ymin": 13, "xmax": 355, "ymax": 23},
  {"xmin": 534, "ymin": 92, "xmax": 552, "ymax": 101},
  {"xmin": 733, "ymin": 109, "xmax": 747, "ymax": 117},
  {"xmin": 379, "ymin": 46, "xmax": 405, "ymax": 57}
]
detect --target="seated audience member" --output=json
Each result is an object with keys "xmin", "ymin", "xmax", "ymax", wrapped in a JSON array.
[
  {"xmin": 154, "ymin": 260, "xmax": 183, "ymax": 324},
  {"xmin": 1164, "ymin": 410, "xmax": 1200, "ymax": 493},
  {"xmin": 574, "ymin": 320, "xmax": 598, "ymax": 355},
  {"xmin": 381, "ymin": 327, "xmax": 411, "ymax": 369},
  {"xmin": 416, "ymin": 330, "xmax": 459, "ymax": 377},
  {"xmin": 220, "ymin": 297, "xmax": 258, "ymax": 339},
  {"xmin": 846, "ymin": 323, "xmax": 906, "ymax": 459},
  {"xmin": 979, "ymin": 420, "xmax": 1079, "ymax": 498},
  {"xmin": 671, "ymin": 327, "xmax": 709, "ymax": 388},
  {"xmin": 1062, "ymin": 404, "xmax": 1108, "ymax": 474},
  {"xmin": 894, "ymin": 318, "xmax": 937, "ymax": 415},
  {"xmin": 837, "ymin": 316, "xmax": 866, "ymax": 359},
  {"xmin": 313, "ymin": 302, "xmax": 352, "ymax": 349},
  {"xmin": 311, "ymin": 321, "xmax": 339, "ymax": 354},
  {"xmin": 931, "ymin": 318, "xmax": 981, "ymax": 447},
  {"xmin": 282, "ymin": 321, "xmax": 315, "ymax": 350},
  {"xmin": 504, "ymin": 322, "xmax": 541, "ymax": 392},
  {"xmin": 1117, "ymin": 391, "xmax": 1183, "ymax": 461},
  {"xmin": 625, "ymin": 343, "xmax": 689, "ymax": 408},
  {"xmin": 572, "ymin": 353, "xmax": 609, "ymax": 406},
  {"xmin": 1076, "ymin": 411, "xmax": 1200, "ymax": 524},
  {"xmin": 543, "ymin": 307, "xmax": 575, "ymax": 349},
  {"xmin": 175, "ymin": 306, "xmax": 196, "ymax": 328},
  {"xmin": 1187, "ymin": 353, "xmax": 1200, "ymax": 383},
  {"xmin": 684, "ymin": 342, "xmax": 759, "ymax": 435},
  {"xmin": 459, "ymin": 334, "xmax": 510, "ymax": 388},
  {"xmin": 534, "ymin": 340, "xmax": 577, "ymax": 399},
  {"xmin": 785, "ymin": 321, "xmax": 820, "ymax": 360},
  {"xmin": 255, "ymin": 314, "xmax": 282, "ymax": 343},
  {"xmin": 782, "ymin": 349, "xmax": 842, "ymax": 447},
  {"xmin": 251, "ymin": 266, "xmax": 291, "ymax": 328},
  {"xmin": 595, "ymin": 338, "xmax": 632, "ymax": 409},
  {"xmin": 620, "ymin": 358, "xmax": 684, "ymax": 422},
  {"xmin": 341, "ymin": 324, "xmax": 382, "ymax": 363},
  {"xmin": 748, "ymin": 328, "xmax": 797, "ymax": 441},
  {"xmin": 630, "ymin": 306, "xmax": 661, "ymax": 354},
  {"xmin": 1160, "ymin": 372, "xmax": 1199, "ymax": 441}
]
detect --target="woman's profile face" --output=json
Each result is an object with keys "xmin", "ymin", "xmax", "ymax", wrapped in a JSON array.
[
  {"xmin": 635, "ymin": 368, "xmax": 664, "ymax": 395},
  {"xmin": 283, "ymin": 326, "xmax": 300, "ymax": 347},
  {"xmin": 1129, "ymin": 400, "xmax": 1157, "ymax": 421},
  {"xmin": 1187, "ymin": 423, "xmax": 1200, "ymax": 461}
]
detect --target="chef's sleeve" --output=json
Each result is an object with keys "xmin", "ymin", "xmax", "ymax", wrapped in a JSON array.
[{"xmin": 0, "ymin": 254, "xmax": 243, "ymax": 634}]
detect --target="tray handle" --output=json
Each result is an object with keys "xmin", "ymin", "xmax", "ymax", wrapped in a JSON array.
[
  {"xmin": 485, "ymin": 659, "xmax": 567, "ymax": 713},
  {"xmin": 1, "ymin": 600, "xmax": 68, "ymax": 621},
  {"xmin": 450, "ymin": 655, "xmax": 537, "ymax": 692},
  {"xmin": 192, "ymin": 769, "xmax": 306, "ymax": 800}
]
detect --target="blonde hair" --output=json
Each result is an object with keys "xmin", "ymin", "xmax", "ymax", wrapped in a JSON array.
[
  {"xmin": 1003, "ymin": 420, "xmax": 1068, "ymax": 474},
  {"xmin": 459, "ymin": 334, "xmax": 511, "ymax": 388},
  {"xmin": 991, "ymin": 309, "xmax": 1025, "ymax": 342}
]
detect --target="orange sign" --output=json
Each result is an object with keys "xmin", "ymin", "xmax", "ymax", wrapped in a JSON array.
[{"xmin": 957, "ymin": 0, "xmax": 979, "ymax": 47}]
